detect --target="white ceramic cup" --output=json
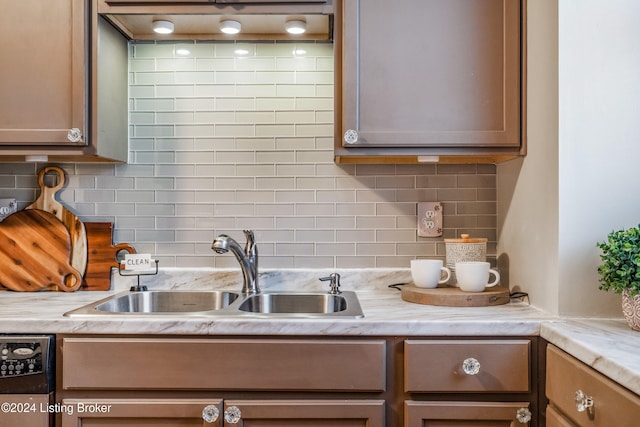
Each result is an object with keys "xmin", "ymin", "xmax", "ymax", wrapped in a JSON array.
[
  {"xmin": 455, "ymin": 261, "xmax": 500, "ymax": 292},
  {"xmin": 411, "ymin": 259, "xmax": 452, "ymax": 288}
]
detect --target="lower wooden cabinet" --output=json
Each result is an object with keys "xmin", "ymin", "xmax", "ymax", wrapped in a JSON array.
[
  {"xmin": 403, "ymin": 339, "xmax": 535, "ymax": 426},
  {"xmin": 546, "ymin": 405, "xmax": 577, "ymax": 427},
  {"xmin": 60, "ymin": 398, "xmax": 384, "ymax": 426},
  {"xmin": 57, "ymin": 335, "xmax": 542, "ymax": 426},
  {"xmin": 405, "ymin": 401, "xmax": 532, "ymax": 427},
  {"xmin": 545, "ymin": 344, "xmax": 640, "ymax": 427}
]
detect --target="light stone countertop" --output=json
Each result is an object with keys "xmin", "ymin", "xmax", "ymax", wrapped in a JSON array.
[{"xmin": 2, "ymin": 268, "xmax": 639, "ymax": 396}]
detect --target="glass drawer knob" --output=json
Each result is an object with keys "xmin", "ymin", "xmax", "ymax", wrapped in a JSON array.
[
  {"xmin": 344, "ymin": 129, "xmax": 359, "ymax": 144},
  {"xmin": 462, "ymin": 357, "xmax": 480, "ymax": 375},
  {"xmin": 575, "ymin": 389, "xmax": 594, "ymax": 412},
  {"xmin": 67, "ymin": 128, "xmax": 83, "ymax": 143},
  {"xmin": 224, "ymin": 405, "xmax": 242, "ymax": 424},
  {"xmin": 516, "ymin": 407, "xmax": 532, "ymax": 423},
  {"xmin": 202, "ymin": 405, "xmax": 219, "ymax": 423}
]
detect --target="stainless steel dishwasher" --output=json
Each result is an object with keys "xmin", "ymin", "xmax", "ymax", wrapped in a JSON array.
[{"xmin": 0, "ymin": 335, "xmax": 55, "ymax": 427}]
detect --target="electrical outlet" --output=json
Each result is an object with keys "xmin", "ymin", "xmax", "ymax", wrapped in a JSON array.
[
  {"xmin": 0, "ymin": 198, "xmax": 17, "ymax": 222},
  {"xmin": 417, "ymin": 202, "xmax": 443, "ymax": 237}
]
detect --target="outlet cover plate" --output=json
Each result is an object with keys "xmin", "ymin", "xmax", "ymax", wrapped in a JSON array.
[{"xmin": 417, "ymin": 201, "xmax": 443, "ymax": 237}]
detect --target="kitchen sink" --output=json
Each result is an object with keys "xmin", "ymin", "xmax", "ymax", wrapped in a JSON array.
[
  {"xmin": 239, "ymin": 292, "xmax": 352, "ymax": 315},
  {"xmin": 64, "ymin": 290, "xmax": 364, "ymax": 318},
  {"xmin": 65, "ymin": 291, "xmax": 240, "ymax": 316}
]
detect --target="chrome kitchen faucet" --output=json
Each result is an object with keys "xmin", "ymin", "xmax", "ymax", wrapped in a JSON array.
[{"xmin": 212, "ymin": 230, "xmax": 259, "ymax": 295}]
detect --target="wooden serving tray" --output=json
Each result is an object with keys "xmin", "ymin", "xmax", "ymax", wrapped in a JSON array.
[{"xmin": 401, "ymin": 284, "xmax": 510, "ymax": 307}]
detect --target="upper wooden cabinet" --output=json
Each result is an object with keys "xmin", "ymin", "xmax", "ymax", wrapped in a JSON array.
[
  {"xmin": 0, "ymin": 0, "xmax": 128, "ymax": 162},
  {"xmin": 0, "ymin": 0, "xmax": 85, "ymax": 147},
  {"xmin": 335, "ymin": 0, "xmax": 525, "ymax": 164}
]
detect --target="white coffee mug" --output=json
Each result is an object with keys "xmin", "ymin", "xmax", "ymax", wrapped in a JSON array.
[
  {"xmin": 411, "ymin": 259, "xmax": 451, "ymax": 288},
  {"xmin": 455, "ymin": 261, "xmax": 500, "ymax": 292}
]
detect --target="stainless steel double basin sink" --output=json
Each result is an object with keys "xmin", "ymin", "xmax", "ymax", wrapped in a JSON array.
[{"xmin": 64, "ymin": 290, "xmax": 364, "ymax": 318}]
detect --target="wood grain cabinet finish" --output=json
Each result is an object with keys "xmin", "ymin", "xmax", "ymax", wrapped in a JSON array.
[
  {"xmin": 221, "ymin": 399, "xmax": 384, "ymax": 426},
  {"xmin": 403, "ymin": 340, "xmax": 534, "ymax": 426},
  {"xmin": 405, "ymin": 401, "xmax": 532, "ymax": 427},
  {"xmin": 60, "ymin": 398, "xmax": 383, "ymax": 426},
  {"xmin": 335, "ymin": 0, "xmax": 524, "ymax": 163},
  {"xmin": 0, "ymin": 1, "xmax": 128, "ymax": 162},
  {"xmin": 59, "ymin": 338, "xmax": 385, "ymax": 426},
  {"xmin": 546, "ymin": 405, "xmax": 578, "ymax": 427},
  {"xmin": 404, "ymin": 340, "xmax": 530, "ymax": 393},
  {"xmin": 60, "ymin": 398, "xmax": 224, "ymax": 427},
  {"xmin": 545, "ymin": 344, "xmax": 640, "ymax": 427},
  {"xmin": 0, "ymin": 0, "xmax": 86, "ymax": 147},
  {"xmin": 61, "ymin": 337, "xmax": 386, "ymax": 391}
]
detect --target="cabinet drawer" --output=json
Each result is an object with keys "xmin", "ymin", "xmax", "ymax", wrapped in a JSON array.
[
  {"xmin": 404, "ymin": 340, "xmax": 530, "ymax": 393},
  {"xmin": 546, "ymin": 405, "xmax": 576, "ymax": 427},
  {"xmin": 62, "ymin": 337, "xmax": 385, "ymax": 392},
  {"xmin": 546, "ymin": 345, "xmax": 640, "ymax": 427},
  {"xmin": 405, "ymin": 401, "xmax": 531, "ymax": 426}
]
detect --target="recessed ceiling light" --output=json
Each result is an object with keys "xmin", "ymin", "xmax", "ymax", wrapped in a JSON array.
[
  {"xmin": 152, "ymin": 20, "xmax": 174, "ymax": 35},
  {"xmin": 285, "ymin": 19, "xmax": 307, "ymax": 35},
  {"xmin": 220, "ymin": 19, "xmax": 241, "ymax": 35}
]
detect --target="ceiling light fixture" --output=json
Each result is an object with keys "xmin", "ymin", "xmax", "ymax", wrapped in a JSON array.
[
  {"xmin": 152, "ymin": 20, "xmax": 174, "ymax": 35},
  {"xmin": 220, "ymin": 19, "xmax": 241, "ymax": 35},
  {"xmin": 285, "ymin": 19, "xmax": 307, "ymax": 35}
]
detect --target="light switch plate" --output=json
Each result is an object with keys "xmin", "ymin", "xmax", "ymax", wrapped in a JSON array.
[
  {"xmin": 417, "ymin": 202, "xmax": 443, "ymax": 237},
  {"xmin": 0, "ymin": 198, "xmax": 17, "ymax": 222}
]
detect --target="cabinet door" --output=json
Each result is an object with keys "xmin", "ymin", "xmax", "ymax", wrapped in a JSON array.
[
  {"xmin": 339, "ymin": 0, "xmax": 521, "ymax": 152},
  {"xmin": 222, "ymin": 400, "xmax": 385, "ymax": 426},
  {"xmin": 60, "ymin": 398, "xmax": 224, "ymax": 427},
  {"xmin": 405, "ymin": 401, "xmax": 531, "ymax": 427},
  {"xmin": 0, "ymin": 0, "xmax": 86, "ymax": 146},
  {"xmin": 546, "ymin": 345, "xmax": 640, "ymax": 427},
  {"xmin": 546, "ymin": 405, "xmax": 577, "ymax": 427}
]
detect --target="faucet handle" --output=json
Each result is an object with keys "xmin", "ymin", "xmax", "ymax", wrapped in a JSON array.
[{"xmin": 319, "ymin": 273, "xmax": 341, "ymax": 294}]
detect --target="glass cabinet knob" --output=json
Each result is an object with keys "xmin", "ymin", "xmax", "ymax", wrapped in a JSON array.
[
  {"xmin": 575, "ymin": 389, "xmax": 594, "ymax": 412},
  {"xmin": 201, "ymin": 405, "xmax": 219, "ymax": 423},
  {"xmin": 516, "ymin": 407, "xmax": 532, "ymax": 424},
  {"xmin": 224, "ymin": 405, "xmax": 242, "ymax": 424},
  {"xmin": 67, "ymin": 128, "xmax": 83, "ymax": 143},
  {"xmin": 462, "ymin": 357, "xmax": 481, "ymax": 375},
  {"xmin": 343, "ymin": 129, "xmax": 359, "ymax": 144}
]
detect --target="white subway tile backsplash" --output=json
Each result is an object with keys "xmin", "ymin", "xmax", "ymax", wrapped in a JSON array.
[{"xmin": 0, "ymin": 41, "xmax": 497, "ymax": 269}]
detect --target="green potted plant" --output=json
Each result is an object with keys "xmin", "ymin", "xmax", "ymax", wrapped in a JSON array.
[{"xmin": 596, "ymin": 225, "xmax": 640, "ymax": 331}]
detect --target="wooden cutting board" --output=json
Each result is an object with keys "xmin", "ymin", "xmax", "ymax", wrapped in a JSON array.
[
  {"xmin": 401, "ymin": 284, "xmax": 510, "ymax": 307},
  {"xmin": 84, "ymin": 222, "xmax": 136, "ymax": 291},
  {"xmin": 25, "ymin": 166, "xmax": 87, "ymax": 288},
  {"xmin": 0, "ymin": 209, "xmax": 82, "ymax": 292}
]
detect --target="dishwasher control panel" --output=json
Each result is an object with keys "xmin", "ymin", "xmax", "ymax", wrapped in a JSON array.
[
  {"xmin": 0, "ymin": 335, "xmax": 54, "ymax": 394},
  {"xmin": 1, "ymin": 341, "xmax": 45, "ymax": 378}
]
